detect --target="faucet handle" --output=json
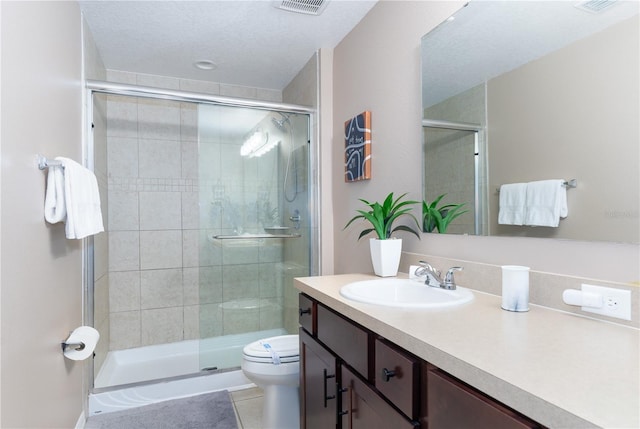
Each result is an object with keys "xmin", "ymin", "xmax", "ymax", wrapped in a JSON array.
[
  {"xmin": 443, "ymin": 266, "xmax": 463, "ymax": 290},
  {"xmin": 418, "ymin": 260, "xmax": 440, "ymax": 276}
]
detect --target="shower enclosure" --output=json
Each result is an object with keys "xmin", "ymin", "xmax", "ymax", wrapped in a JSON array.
[
  {"xmin": 88, "ymin": 82, "xmax": 316, "ymax": 397},
  {"xmin": 422, "ymin": 119, "xmax": 487, "ymax": 235}
]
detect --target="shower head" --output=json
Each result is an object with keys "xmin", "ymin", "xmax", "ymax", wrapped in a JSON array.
[{"xmin": 271, "ymin": 113, "xmax": 290, "ymax": 132}]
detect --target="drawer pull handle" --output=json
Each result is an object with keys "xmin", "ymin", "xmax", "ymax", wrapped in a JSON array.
[
  {"xmin": 338, "ymin": 386, "xmax": 350, "ymax": 419},
  {"xmin": 382, "ymin": 367, "xmax": 396, "ymax": 382},
  {"xmin": 323, "ymin": 369, "xmax": 336, "ymax": 408},
  {"xmin": 299, "ymin": 308, "xmax": 311, "ymax": 317}
]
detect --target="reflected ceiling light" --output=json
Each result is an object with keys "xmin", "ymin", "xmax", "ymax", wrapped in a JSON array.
[{"xmin": 240, "ymin": 128, "xmax": 279, "ymax": 158}]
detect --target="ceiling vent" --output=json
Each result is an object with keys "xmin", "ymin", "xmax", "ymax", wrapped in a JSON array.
[
  {"xmin": 273, "ymin": 0, "xmax": 330, "ymax": 16},
  {"xmin": 574, "ymin": 0, "xmax": 618, "ymax": 13}
]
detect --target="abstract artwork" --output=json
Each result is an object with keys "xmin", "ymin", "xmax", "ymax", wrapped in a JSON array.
[{"xmin": 344, "ymin": 111, "xmax": 372, "ymax": 182}]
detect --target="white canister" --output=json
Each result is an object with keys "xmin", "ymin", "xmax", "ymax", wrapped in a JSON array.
[{"xmin": 501, "ymin": 265, "xmax": 530, "ymax": 312}]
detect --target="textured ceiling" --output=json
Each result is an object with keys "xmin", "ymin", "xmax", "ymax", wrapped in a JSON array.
[
  {"xmin": 80, "ymin": 0, "xmax": 377, "ymax": 91},
  {"xmin": 422, "ymin": 1, "xmax": 640, "ymax": 107}
]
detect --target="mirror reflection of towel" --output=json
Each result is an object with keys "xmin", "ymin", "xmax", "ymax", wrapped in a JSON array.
[
  {"xmin": 524, "ymin": 179, "xmax": 567, "ymax": 227},
  {"xmin": 498, "ymin": 183, "xmax": 527, "ymax": 225}
]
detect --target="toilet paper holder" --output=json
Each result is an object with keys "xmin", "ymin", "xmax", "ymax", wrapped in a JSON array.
[{"xmin": 61, "ymin": 341, "xmax": 85, "ymax": 352}]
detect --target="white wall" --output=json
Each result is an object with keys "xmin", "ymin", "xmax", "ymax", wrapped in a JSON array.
[
  {"xmin": 330, "ymin": 1, "xmax": 639, "ymax": 284},
  {"xmin": 489, "ymin": 16, "xmax": 639, "ymax": 243},
  {"xmin": 1, "ymin": 1, "xmax": 85, "ymax": 427}
]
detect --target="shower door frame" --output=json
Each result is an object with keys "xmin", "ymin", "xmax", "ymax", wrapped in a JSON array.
[
  {"xmin": 84, "ymin": 80, "xmax": 320, "ymax": 391},
  {"xmin": 422, "ymin": 118, "xmax": 486, "ymax": 235}
]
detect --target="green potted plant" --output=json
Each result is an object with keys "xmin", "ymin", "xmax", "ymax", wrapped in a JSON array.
[
  {"xmin": 344, "ymin": 192, "xmax": 421, "ymax": 277},
  {"xmin": 423, "ymin": 194, "xmax": 468, "ymax": 234}
]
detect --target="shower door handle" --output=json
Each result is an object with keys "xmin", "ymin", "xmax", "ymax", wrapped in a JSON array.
[{"xmin": 289, "ymin": 209, "xmax": 301, "ymax": 230}]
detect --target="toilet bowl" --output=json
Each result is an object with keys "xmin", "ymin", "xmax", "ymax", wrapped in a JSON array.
[{"xmin": 241, "ymin": 334, "xmax": 300, "ymax": 429}]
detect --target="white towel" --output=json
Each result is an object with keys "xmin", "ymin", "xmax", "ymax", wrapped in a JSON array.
[
  {"xmin": 524, "ymin": 179, "xmax": 567, "ymax": 227},
  {"xmin": 54, "ymin": 157, "xmax": 104, "ymax": 239},
  {"xmin": 44, "ymin": 165, "xmax": 67, "ymax": 223},
  {"xmin": 498, "ymin": 183, "xmax": 527, "ymax": 225}
]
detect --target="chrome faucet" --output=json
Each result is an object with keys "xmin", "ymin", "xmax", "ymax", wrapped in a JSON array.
[
  {"xmin": 414, "ymin": 261, "xmax": 463, "ymax": 290},
  {"xmin": 442, "ymin": 266, "xmax": 463, "ymax": 290},
  {"xmin": 415, "ymin": 261, "xmax": 443, "ymax": 287}
]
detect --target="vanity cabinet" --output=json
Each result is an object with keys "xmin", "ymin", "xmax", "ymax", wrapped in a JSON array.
[
  {"xmin": 299, "ymin": 293, "xmax": 542, "ymax": 429},
  {"xmin": 299, "ymin": 294, "xmax": 419, "ymax": 429},
  {"xmin": 300, "ymin": 329, "xmax": 338, "ymax": 429},
  {"xmin": 341, "ymin": 364, "xmax": 417, "ymax": 429},
  {"xmin": 427, "ymin": 368, "xmax": 540, "ymax": 429}
]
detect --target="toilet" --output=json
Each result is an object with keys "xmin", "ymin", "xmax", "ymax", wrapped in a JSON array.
[{"xmin": 241, "ymin": 334, "xmax": 300, "ymax": 429}]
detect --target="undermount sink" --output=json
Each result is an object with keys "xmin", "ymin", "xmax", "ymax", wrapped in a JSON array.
[{"xmin": 340, "ymin": 278, "xmax": 473, "ymax": 309}]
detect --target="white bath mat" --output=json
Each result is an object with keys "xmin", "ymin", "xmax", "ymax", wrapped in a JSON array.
[{"xmin": 85, "ymin": 390, "xmax": 238, "ymax": 429}]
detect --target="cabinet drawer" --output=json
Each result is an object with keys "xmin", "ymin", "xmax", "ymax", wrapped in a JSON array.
[
  {"xmin": 341, "ymin": 365, "xmax": 417, "ymax": 429},
  {"xmin": 317, "ymin": 304, "xmax": 370, "ymax": 378},
  {"xmin": 374, "ymin": 338, "xmax": 419, "ymax": 419},
  {"xmin": 299, "ymin": 294, "xmax": 315, "ymax": 334},
  {"xmin": 427, "ymin": 369, "xmax": 541, "ymax": 429}
]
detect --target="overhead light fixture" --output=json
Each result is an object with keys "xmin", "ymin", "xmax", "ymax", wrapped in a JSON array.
[
  {"xmin": 240, "ymin": 128, "xmax": 279, "ymax": 158},
  {"xmin": 194, "ymin": 60, "xmax": 217, "ymax": 70}
]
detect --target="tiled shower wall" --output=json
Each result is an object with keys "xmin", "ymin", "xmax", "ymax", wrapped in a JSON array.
[{"xmin": 104, "ymin": 71, "xmax": 286, "ymax": 351}]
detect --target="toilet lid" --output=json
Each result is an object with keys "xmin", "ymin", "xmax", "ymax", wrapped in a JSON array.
[{"xmin": 243, "ymin": 335, "xmax": 299, "ymax": 363}]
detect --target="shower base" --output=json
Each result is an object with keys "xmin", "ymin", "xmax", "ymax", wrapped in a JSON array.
[{"xmin": 90, "ymin": 328, "xmax": 286, "ymax": 415}]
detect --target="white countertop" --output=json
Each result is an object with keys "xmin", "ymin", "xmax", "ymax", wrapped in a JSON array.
[{"xmin": 294, "ymin": 274, "xmax": 640, "ymax": 429}]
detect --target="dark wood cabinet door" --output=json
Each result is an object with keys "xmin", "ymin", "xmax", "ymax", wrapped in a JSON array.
[
  {"xmin": 300, "ymin": 328, "xmax": 338, "ymax": 429},
  {"xmin": 341, "ymin": 365, "xmax": 418, "ymax": 429},
  {"xmin": 299, "ymin": 294, "xmax": 315, "ymax": 334},
  {"xmin": 427, "ymin": 369, "xmax": 541, "ymax": 429}
]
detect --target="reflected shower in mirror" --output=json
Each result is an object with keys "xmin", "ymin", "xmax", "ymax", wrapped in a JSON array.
[{"xmin": 421, "ymin": 1, "xmax": 639, "ymax": 243}]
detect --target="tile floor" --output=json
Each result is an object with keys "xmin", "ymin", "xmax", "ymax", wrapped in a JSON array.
[{"xmin": 231, "ymin": 387, "xmax": 264, "ymax": 429}]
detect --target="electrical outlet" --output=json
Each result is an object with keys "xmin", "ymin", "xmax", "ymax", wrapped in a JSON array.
[{"xmin": 581, "ymin": 284, "xmax": 631, "ymax": 321}]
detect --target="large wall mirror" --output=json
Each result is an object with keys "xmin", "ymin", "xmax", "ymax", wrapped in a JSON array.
[{"xmin": 421, "ymin": 1, "xmax": 639, "ymax": 243}]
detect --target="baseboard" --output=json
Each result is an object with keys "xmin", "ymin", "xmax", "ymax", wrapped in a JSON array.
[{"xmin": 74, "ymin": 411, "xmax": 85, "ymax": 429}]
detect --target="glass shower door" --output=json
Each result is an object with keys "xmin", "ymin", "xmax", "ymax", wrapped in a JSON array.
[
  {"xmin": 196, "ymin": 105, "xmax": 311, "ymax": 372},
  {"xmin": 423, "ymin": 126, "xmax": 480, "ymax": 235}
]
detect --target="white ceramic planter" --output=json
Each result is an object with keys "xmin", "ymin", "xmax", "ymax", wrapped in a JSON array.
[{"xmin": 369, "ymin": 238, "xmax": 402, "ymax": 277}]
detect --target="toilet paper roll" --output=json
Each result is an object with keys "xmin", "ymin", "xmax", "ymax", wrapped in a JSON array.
[{"xmin": 63, "ymin": 326, "xmax": 99, "ymax": 361}]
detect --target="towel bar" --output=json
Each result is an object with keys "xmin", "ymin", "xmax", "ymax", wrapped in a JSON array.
[
  {"xmin": 213, "ymin": 233, "xmax": 301, "ymax": 239},
  {"xmin": 37, "ymin": 155, "xmax": 63, "ymax": 170},
  {"xmin": 496, "ymin": 179, "xmax": 577, "ymax": 193}
]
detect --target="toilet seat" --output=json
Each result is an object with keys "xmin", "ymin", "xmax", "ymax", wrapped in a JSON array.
[{"xmin": 242, "ymin": 334, "xmax": 299, "ymax": 364}]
